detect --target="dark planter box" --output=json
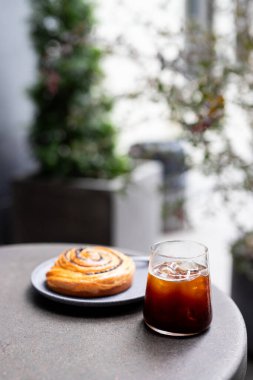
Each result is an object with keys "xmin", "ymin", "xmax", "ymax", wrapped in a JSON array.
[
  {"xmin": 13, "ymin": 179, "xmax": 111, "ymax": 245},
  {"xmin": 0, "ymin": 197, "xmax": 12, "ymax": 245},
  {"xmin": 12, "ymin": 161, "xmax": 162, "ymax": 252},
  {"xmin": 231, "ymin": 263, "xmax": 253, "ymax": 356}
]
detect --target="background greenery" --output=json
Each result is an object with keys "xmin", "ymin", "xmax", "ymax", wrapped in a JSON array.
[{"xmin": 28, "ymin": 0, "xmax": 131, "ymax": 179}]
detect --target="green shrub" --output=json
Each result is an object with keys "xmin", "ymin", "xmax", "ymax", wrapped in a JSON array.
[{"xmin": 28, "ymin": 0, "xmax": 130, "ymax": 178}]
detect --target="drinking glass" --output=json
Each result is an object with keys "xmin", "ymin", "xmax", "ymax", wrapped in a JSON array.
[{"xmin": 143, "ymin": 240, "xmax": 212, "ymax": 336}]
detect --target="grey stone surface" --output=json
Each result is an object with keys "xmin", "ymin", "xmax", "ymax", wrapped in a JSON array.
[{"xmin": 0, "ymin": 244, "xmax": 247, "ymax": 380}]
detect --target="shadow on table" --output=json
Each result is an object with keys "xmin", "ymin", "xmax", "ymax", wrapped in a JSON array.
[
  {"xmin": 26, "ymin": 285, "xmax": 210, "ymax": 340},
  {"xmin": 26, "ymin": 286, "xmax": 143, "ymax": 318},
  {"xmin": 141, "ymin": 319, "xmax": 210, "ymax": 340}
]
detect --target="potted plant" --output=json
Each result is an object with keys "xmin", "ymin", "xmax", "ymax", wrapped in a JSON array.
[
  {"xmin": 231, "ymin": 233, "xmax": 253, "ymax": 355},
  {"xmin": 12, "ymin": 0, "xmax": 162, "ymax": 252}
]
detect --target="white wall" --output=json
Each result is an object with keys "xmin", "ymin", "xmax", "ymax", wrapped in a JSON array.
[
  {"xmin": 0, "ymin": 0, "xmax": 37, "ymax": 242},
  {"xmin": 0, "ymin": 0, "xmax": 36, "ymax": 198}
]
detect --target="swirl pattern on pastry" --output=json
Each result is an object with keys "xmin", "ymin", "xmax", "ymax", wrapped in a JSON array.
[{"xmin": 46, "ymin": 246, "xmax": 135, "ymax": 297}]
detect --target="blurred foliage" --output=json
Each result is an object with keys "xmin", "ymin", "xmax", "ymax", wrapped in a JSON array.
[
  {"xmin": 231, "ymin": 231, "xmax": 253, "ymax": 280},
  {"xmin": 28, "ymin": 0, "xmax": 131, "ymax": 178},
  {"xmin": 111, "ymin": 1, "xmax": 253, "ymax": 232}
]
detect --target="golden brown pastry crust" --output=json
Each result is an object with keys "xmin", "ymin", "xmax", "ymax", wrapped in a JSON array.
[{"xmin": 46, "ymin": 246, "xmax": 135, "ymax": 297}]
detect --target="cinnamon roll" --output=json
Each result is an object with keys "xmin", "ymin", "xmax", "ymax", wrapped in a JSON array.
[{"xmin": 46, "ymin": 246, "xmax": 135, "ymax": 297}]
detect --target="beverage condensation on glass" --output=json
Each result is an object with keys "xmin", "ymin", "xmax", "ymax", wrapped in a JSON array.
[{"xmin": 143, "ymin": 240, "xmax": 212, "ymax": 336}]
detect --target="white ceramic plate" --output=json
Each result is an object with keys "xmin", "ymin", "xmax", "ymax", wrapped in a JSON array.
[{"xmin": 31, "ymin": 256, "xmax": 148, "ymax": 307}]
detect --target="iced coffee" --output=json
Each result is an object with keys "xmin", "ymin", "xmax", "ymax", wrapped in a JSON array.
[{"xmin": 143, "ymin": 241, "xmax": 212, "ymax": 336}]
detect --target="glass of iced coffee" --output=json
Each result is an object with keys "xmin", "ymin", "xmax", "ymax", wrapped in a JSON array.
[{"xmin": 143, "ymin": 240, "xmax": 212, "ymax": 336}]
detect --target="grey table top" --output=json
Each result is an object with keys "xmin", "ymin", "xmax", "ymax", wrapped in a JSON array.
[{"xmin": 0, "ymin": 244, "xmax": 247, "ymax": 380}]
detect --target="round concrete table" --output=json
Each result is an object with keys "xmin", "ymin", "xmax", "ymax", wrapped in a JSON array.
[{"xmin": 0, "ymin": 244, "xmax": 247, "ymax": 380}]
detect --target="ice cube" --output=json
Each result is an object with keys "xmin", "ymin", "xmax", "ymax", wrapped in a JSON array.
[
  {"xmin": 153, "ymin": 260, "xmax": 202, "ymax": 280},
  {"xmin": 177, "ymin": 261, "xmax": 200, "ymax": 278},
  {"xmin": 153, "ymin": 261, "xmax": 184, "ymax": 280},
  {"xmin": 153, "ymin": 263, "xmax": 176, "ymax": 279}
]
